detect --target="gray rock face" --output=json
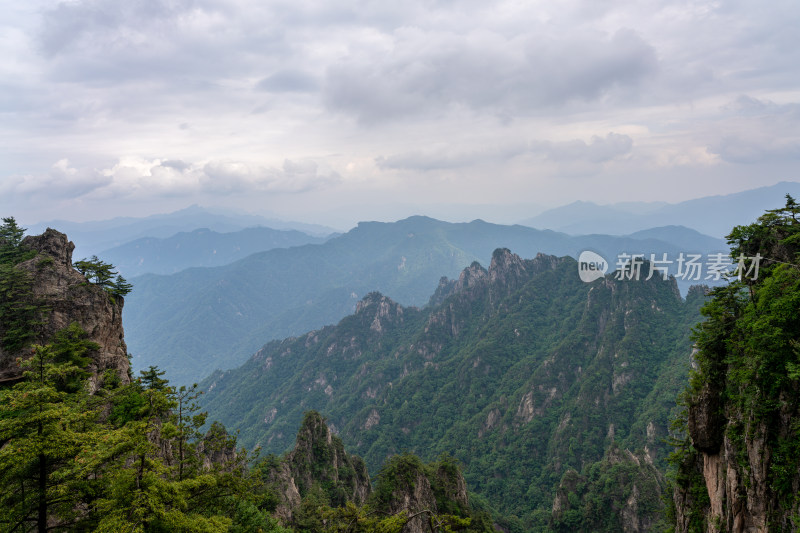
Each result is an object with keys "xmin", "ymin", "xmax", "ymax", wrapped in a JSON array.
[
  {"xmin": 268, "ymin": 411, "xmax": 371, "ymax": 523},
  {"xmin": 389, "ymin": 467, "xmax": 437, "ymax": 533},
  {"xmin": 675, "ymin": 419, "xmax": 781, "ymax": 533},
  {"xmin": 687, "ymin": 382, "xmax": 726, "ymax": 454},
  {"xmin": 0, "ymin": 228, "xmax": 130, "ymax": 389}
]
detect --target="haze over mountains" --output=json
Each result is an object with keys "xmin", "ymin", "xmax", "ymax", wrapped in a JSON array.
[
  {"xmin": 520, "ymin": 181, "xmax": 800, "ymax": 236},
  {"xmin": 22, "ymin": 181, "xmax": 798, "ymax": 264},
  {"xmin": 25, "ymin": 205, "xmax": 336, "ymax": 260},
  {"xmin": 16, "ymin": 181, "xmax": 795, "ymax": 387},
  {"xmin": 122, "ymin": 216, "xmax": 725, "ymax": 385},
  {"xmin": 99, "ymin": 226, "xmax": 331, "ymax": 277}
]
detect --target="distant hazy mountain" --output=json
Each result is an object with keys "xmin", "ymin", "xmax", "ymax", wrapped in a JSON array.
[
  {"xmin": 26, "ymin": 205, "xmax": 337, "ymax": 259},
  {"xmin": 521, "ymin": 200, "xmax": 650, "ymax": 235},
  {"xmin": 625, "ymin": 225, "xmax": 725, "ymax": 251},
  {"xmin": 99, "ymin": 226, "xmax": 330, "ymax": 277},
  {"xmin": 521, "ymin": 181, "xmax": 800, "ymax": 237},
  {"xmin": 121, "ymin": 216, "xmax": 726, "ymax": 385}
]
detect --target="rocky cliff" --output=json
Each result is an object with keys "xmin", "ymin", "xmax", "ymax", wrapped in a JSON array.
[
  {"xmin": 550, "ymin": 444, "xmax": 665, "ymax": 533},
  {"xmin": 0, "ymin": 228, "xmax": 130, "ymax": 389},
  {"xmin": 671, "ymin": 198, "xmax": 800, "ymax": 532},
  {"xmin": 265, "ymin": 411, "xmax": 371, "ymax": 523},
  {"xmin": 375, "ymin": 454, "xmax": 471, "ymax": 533}
]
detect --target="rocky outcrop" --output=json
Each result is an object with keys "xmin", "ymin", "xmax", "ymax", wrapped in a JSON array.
[
  {"xmin": 428, "ymin": 250, "xmax": 566, "ymax": 309},
  {"xmin": 675, "ymin": 411, "xmax": 795, "ymax": 533},
  {"xmin": 0, "ymin": 228, "xmax": 130, "ymax": 389},
  {"xmin": 489, "ymin": 249, "xmax": 563, "ymax": 290},
  {"xmin": 355, "ymin": 292, "xmax": 406, "ymax": 334},
  {"xmin": 672, "ymin": 202, "xmax": 800, "ymax": 533},
  {"xmin": 267, "ymin": 411, "xmax": 371, "ymax": 523},
  {"xmin": 375, "ymin": 454, "xmax": 474, "ymax": 533},
  {"xmin": 687, "ymin": 382, "xmax": 726, "ymax": 454},
  {"xmin": 551, "ymin": 445, "xmax": 665, "ymax": 533},
  {"xmin": 386, "ymin": 460, "xmax": 438, "ymax": 533}
]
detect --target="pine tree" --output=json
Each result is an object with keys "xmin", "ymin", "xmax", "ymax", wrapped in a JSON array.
[
  {"xmin": 112, "ymin": 274, "xmax": 134, "ymax": 297},
  {"xmin": 0, "ymin": 341, "xmax": 106, "ymax": 531},
  {"xmin": 0, "ymin": 216, "xmax": 30, "ymax": 264},
  {"xmin": 73, "ymin": 256, "xmax": 118, "ymax": 290}
]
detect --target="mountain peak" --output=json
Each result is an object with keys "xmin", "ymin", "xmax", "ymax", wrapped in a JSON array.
[
  {"xmin": 355, "ymin": 291, "xmax": 394, "ymax": 313},
  {"xmin": 2, "ymin": 229, "xmax": 130, "ymax": 390},
  {"xmin": 489, "ymin": 247, "xmax": 525, "ymax": 277},
  {"xmin": 21, "ymin": 228, "xmax": 74, "ymax": 268},
  {"xmin": 355, "ymin": 292, "xmax": 405, "ymax": 333}
]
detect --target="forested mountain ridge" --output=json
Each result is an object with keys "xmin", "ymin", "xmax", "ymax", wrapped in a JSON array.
[
  {"xmin": 201, "ymin": 246, "xmax": 707, "ymax": 530},
  {"xmin": 127, "ymin": 215, "xmax": 722, "ymax": 385}
]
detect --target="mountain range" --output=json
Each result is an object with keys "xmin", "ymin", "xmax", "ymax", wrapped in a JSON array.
[
  {"xmin": 98, "ymin": 226, "xmax": 330, "ymax": 277},
  {"xmin": 25, "ymin": 204, "xmax": 336, "ymax": 260},
  {"xmin": 520, "ymin": 181, "xmax": 800, "ymax": 236},
  {"xmin": 122, "ymin": 216, "xmax": 725, "ymax": 384}
]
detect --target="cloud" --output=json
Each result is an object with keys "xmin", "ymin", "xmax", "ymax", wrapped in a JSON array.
[
  {"xmin": 1, "ymin": 159, "xmax": 112, "ymax": 200},
  {"xmin": 722, "ymin": 95, "xmax": 800, "ymax": 119},
  {"xmin": 201, "ymin": 159, "xmax": 340, "ymax": 194},
  {"xmin": 3, "ymin": 0, "xmax": 800, "ymax": 222},
  {"xmin": 256, "ymin": 70, "xmax": 319, "ymax": 93},
  {"xmin": 2, "ymin": 157, "xmax": 340, "ymax": 203},
  {"xmin": 376, "ymin": 133, "xmax": 632, "ymax": 171},
  {"xmin": 533, "ymin": 133, "xmax": 634, "ymax": 164},
  {"xmin": 323, "ymin": 27, "xmax": 657, "ymax": 123},
  {"xmin": 707, "ymin": 95, "xmax": 800, "ymax": 164},
  {"xmin": 709, "ymin": 137, "xmax": 800, "ymax": 165},
  {"xmin": 376, "ymin": 142, "xmax": 529, "ymax": 171}
]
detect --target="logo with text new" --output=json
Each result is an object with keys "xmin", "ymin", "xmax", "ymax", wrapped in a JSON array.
[{"xmin": 578, "ymin": 251, "xmax": 608, "ymax": 282}]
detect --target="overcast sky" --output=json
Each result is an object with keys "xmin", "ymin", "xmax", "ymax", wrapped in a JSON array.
[{"xmin": 2, "ymin": 0, "xmax": 800, "ymax": 228}]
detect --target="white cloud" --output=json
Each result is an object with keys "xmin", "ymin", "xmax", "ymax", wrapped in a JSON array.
[
  {"xmin": 2, "ymin": 159, "xmax": 112, "ymax": 200},
  {"xmin": 2, "ymin": 157, "xmax": 340, "ymax": 204}
]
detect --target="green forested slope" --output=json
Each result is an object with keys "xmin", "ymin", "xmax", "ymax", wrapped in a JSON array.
[{"xmin": 201, "ymin": 248, "xmax": 706, "ymax": 530}]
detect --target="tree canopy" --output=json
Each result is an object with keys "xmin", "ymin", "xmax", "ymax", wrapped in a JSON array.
[{"xmin": 74, "ymin": 255, "xmax": 133, "ymax": 298}]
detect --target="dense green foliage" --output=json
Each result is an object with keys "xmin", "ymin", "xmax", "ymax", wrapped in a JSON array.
[
  {"xmin": 201, "ymin": 249, "xmax": 706, "ymax": 529},
  {"xmin": 549, "ymin": 445, "xmax": 665, "ymax": 532},
  {"xmin": 1, "ymin": 220, "xmax": 496, "ymax": 531},
  {"xmin": 0, "ymin": 220, "xmax": 286, "ymax": 531},
  {"xmin": 669, "ymin": 195, "xmax": 800, "ymax": 531},
  {"xmin": 0, "ymin": 330, "xmax": 293, "ymax": 532},
  {"xmin": 74, "ymin": 255, "xmax": 133, "ymax": 299},
  {"xmin": 0, "ymin": 217, "xmax": 46, "ymax": 354},
  {"xmin": 264, "ymin": 412, "xmax": 494, "ymax": 533}
]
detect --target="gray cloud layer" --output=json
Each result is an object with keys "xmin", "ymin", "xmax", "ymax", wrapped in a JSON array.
[{"xmin": 1, "ymin": 0, "xmax": 800, "ymax": 223}]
